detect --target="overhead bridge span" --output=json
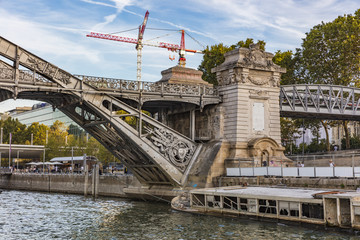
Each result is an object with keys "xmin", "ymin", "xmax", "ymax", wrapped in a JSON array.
[{"xmin": 0, "ymin": 36, "xmax": 221, "ymax": 186}]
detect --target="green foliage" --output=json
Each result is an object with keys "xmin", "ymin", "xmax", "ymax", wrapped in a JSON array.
[
  {"xmin": 26, "ymin": 122, "xmax": 50, "ymax": 145},
  {"xmin": 198, "ymin": 38, "xmax": 266, "ymax": 85},
  {"xmin": 307, "ymin": 138, "xmax": 327, "ymax": 153},
  {"xmin": 0, "ymin": 117, "xmax": 116, "ymax": 165},
  {"xmin": 300, "ymin": 9, "xmax": 360, "ymax": 85},
  {"xmin": 341, "ymin": 135, "xmax": 360, "ymax": 150},
  {"xmin": 290, "ymin": 138, "xmax": 327, "ymax": 155},
  {"xmin": 280, "ymin": 117, "xmax": 300, "ymax": 146},
  {"xmin": 0, "ymin": 118, "xmax": 27, "ymax": 144},
  {"xmin": 272, "ymin": 50, "xmax": 303, "ymax": 85}
]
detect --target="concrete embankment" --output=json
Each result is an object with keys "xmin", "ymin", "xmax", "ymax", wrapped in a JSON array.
[
  {"xmin": 0, "ymin": 173, "xmax": 139, "ymax": 197},
  {"xmin": 4, "ymin": 173, "xmax": 360, "ymax": 201},
  {"xmin": 0, "ymin": 173, "xmax": 180, "ymax": 201}
]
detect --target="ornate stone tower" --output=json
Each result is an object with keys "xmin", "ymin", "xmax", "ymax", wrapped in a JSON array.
[{"xmin": 212, "ymin": 44, "xmax": 290, "ymax": 167}]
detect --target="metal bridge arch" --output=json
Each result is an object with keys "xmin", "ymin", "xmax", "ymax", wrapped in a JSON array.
[{"xmin": 0, "ymin": 36, "xmax": 219, "ymax": 186}]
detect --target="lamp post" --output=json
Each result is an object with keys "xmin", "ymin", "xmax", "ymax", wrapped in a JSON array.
[
  {"xmin": 71, "ymin": 146, "xmax": 74, "ymax": 174},
  {"xmin": 8, "ymin": 133, "xmax": 11, "ymax": 169},
  {"xmin": 302, "ymin": 119, "xmax": 305, "ymax": 156},
  {"xmin": 17, "ymin": 150, "xmax": 23, "ymax": 171}
]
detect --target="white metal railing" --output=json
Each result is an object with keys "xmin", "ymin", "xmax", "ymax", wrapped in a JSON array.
[{"xmin": 227, "ymin": 166, "xmax": 360, "ymax": 178}]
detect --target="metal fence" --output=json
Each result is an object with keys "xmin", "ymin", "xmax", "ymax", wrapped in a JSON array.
[
  {"xmin": 227, "ymin": 152, "xmax": 360, "ymax": 178},
  {"xmin": 0, "ymin": 168, "xmax": 11, "ymax": 174},
  {"xmin": 227, "ymin": 166, "xmax": 360, "ymax": 178}
]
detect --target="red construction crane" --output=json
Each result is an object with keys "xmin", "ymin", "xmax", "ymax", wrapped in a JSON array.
[{"xmin": 86, "ymin": 11, "xmax": 203, "ymax": 79}]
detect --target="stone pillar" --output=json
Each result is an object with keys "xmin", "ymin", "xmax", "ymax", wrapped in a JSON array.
[{"xmin": 212, "ymin": 44, "xmax": 291, "ymax": 167}]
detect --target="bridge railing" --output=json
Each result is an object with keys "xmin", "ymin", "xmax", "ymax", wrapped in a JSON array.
[
  {"xmin": 0, "ymin": 68, "xmax": 51, "ymax": 84},
  {"xmin": 0, "ymin": 167, "xmax": 11, "ymax": 174},
  {"xmin": 0, "ymin": 68, "xmax": 218, "ymax": 96},
  {"xmin": 75, "ymin": 75, "xmax": 218, "ymax": 96}
]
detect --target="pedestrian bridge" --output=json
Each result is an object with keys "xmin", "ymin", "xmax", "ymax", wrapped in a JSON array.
[
  {"xmin": 280, "ymin": 84, "xmax": 360, "ymax": 121},
  {"xmin": 1, "ymin": 35, "xmax": 359, "ymax": 187},
  {"xmin": 0, "ymin": 36, "xmax": 222, "ymax": 186}
]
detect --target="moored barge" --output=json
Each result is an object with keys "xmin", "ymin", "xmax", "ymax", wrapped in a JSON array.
[{"xmin": 172, "ymin": 186, "xmax": 360, "ymax": 229}]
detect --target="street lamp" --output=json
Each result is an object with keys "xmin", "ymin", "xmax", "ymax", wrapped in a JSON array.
[{"xmin": 17, "ymin": 150, "xmax": 23, "ymax": 171}]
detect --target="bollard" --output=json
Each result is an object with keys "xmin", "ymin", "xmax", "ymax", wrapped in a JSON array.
[
  {"xmin": 352, "ymin": 154, "xmax": 355, "ymax": 178},
  {"xmin": 84, "ymin": 165, "xmax": 89, "ymax": 197},
  {"xmin": 95, "ymin": 164, "xmax": 99, "ymax": 198},
  {"xmin": 92, "ymin": 166, "xmax": 95, "ymax": 196}
]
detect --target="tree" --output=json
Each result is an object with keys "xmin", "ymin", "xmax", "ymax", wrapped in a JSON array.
[
  {"xmin": 25, "ymin": 122, "xmax": 50, "ymax": 145},
  {"xmin": 0, "ymin": 118, "xmax": 27, "ymax": 144},
  {"xmin": 297, "ymin": 9, "xmax": 360, "ymax": 148},
  {"xmin": 280, "ymin": 117, "xmax": 300, "ymax": 153},
  {"xmin": 272, "ymin": 50, "xmax": 303, "ymax": 85},
  {"xmin": 46, "ymin": 120, "xmax": 70, "ymax": 160},
  {"xmin": 300, "ymin": 9, "xmax": 360, "ymax": 86},
  {"xmin": 198, "ymin": 39, "xmax": 266, "ymax": 85}
]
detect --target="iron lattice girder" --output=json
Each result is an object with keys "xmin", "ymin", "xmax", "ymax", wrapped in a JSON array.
[
  {"xmin": 0, "ymin": 35, "xmax": 203, "ymax": 186},
  {"xmin": 59, "ymin": 104, "xmax": 172, "ymax": 184},
  {"xmin": 280, "ymin": 85, "xmax": 360, "ymax": 120},
  {"xmin": 0, "ymin": 66, "xmax": 221, "ymax": 107}
]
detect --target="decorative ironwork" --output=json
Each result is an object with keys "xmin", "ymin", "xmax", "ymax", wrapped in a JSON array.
[
  {"xmin": 26, "ymin": 55, "xmax": 46, "ymax": 72},
  {"xmin": 43, "ymin": 63, "xmax": 57, "ymax": 77},
  {"xmin": 145, "ymin": 127, "xmax": 196, "ymax": 172},
  {"xmin": 75, "ymin": 75, "xmax": 218, "ymax": 97},
  {"xmin": 55, "ymin": 69, "xmax": 71, "ymax": 85},
  {"xmin": 0, "ymin": 68, "xmax": 14, "ymax": 80},
  {"xmin": 17, "ymin": 70, "xmax": 51, "ymax": 83}
]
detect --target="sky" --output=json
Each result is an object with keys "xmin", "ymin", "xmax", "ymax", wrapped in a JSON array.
[{"xmin": 0, "ymin": 0, "xmax": 359, "ymax": 112}]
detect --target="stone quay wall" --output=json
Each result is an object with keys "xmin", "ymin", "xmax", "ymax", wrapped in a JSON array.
[{"xmin": 0, "ymin": 173, "xmax": 142, "ymax": 198}]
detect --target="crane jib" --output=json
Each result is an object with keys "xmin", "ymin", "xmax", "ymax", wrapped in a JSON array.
[{"xmin": 86, "ymin": 32, "xmax": 138, "ymax": 45}]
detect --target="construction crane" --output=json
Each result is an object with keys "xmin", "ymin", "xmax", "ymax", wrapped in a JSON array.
[
  {"xmin": 86, "ymin": 11, "xmax": 203, "ymax": 137},
  {"xmin": 86, "ymin": 11, "xmax": 203, "ymax": 82}
]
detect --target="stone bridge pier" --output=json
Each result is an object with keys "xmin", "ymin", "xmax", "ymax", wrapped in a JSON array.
[{"xmin": 168, "ymin": 45, "xmax": 292, "ymax": 187}]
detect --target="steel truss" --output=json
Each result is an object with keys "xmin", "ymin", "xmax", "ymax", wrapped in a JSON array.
[
  {"xmin": 0, "ymin": 36, "xmax": 205, "ymax": 186},
  {"xmin": 280, "ymin": 85, "xmax": 360, "ymax": 120}
]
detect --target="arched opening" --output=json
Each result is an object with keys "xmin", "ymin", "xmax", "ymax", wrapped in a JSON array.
[{"xmin": 261, "ymin": 150, "xmax": 269, "ymax": 167}]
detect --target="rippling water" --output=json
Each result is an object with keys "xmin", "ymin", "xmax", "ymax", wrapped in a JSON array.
[{"xmin": 0, "ymin": 190, "xmax": 359, "ymax": 240}]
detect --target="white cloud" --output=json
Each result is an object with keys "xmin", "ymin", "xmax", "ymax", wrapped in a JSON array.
[
  {"xmin": 187, "ymin": 0, "xmax": 360, "ymax": 51},
  {"xmin": 93, "ymin": 14, "xmax": 118, "ymax": 31},
  {"xmin": 0, "ymin": 9, "xmax": 101, "ymax": 64}
]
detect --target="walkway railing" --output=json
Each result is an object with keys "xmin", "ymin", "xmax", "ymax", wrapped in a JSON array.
[
  {"xmin": 0, "ymin": 168, "xmax": 11, "ymax": 174},
  {"xmin": 227, "ymin": 166, "xmax": 360, "ymax": 178},
  {"xmin": 75, "ymin": 74, "xmax": 218, "ymax": 96},
  {"xmin": 227, "ymin": 153, "xmax": 360, "ymax": 178}
]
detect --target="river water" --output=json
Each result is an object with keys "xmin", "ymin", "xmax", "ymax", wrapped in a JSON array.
[{"xmin": 0, "ymin": 190, "xmax": 358, "ymax": 240}]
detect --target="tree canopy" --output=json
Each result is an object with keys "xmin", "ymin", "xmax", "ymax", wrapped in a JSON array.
[
  {"xmin": 0, "ymin": 117, "xmax": 115, "ymax": 166},
  {"xmin": 198, "ymin": 38, "xmax": 265, "ymax": 85},
  {"xmin": 296, "ymin": 9, "xmax": 360, "ymax": 85}
]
